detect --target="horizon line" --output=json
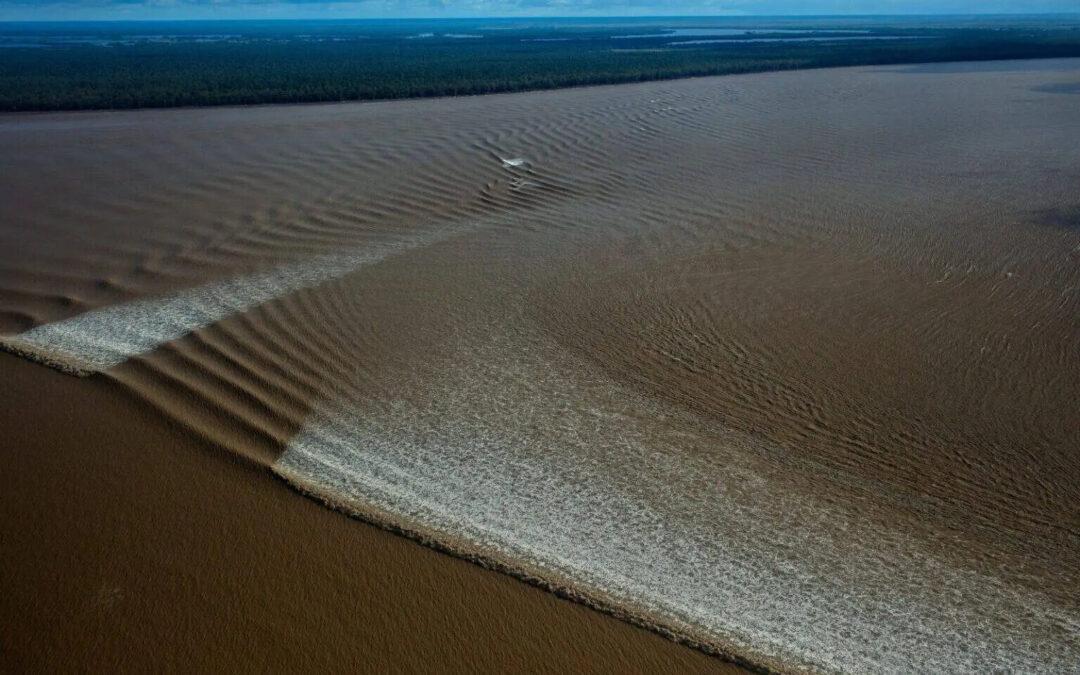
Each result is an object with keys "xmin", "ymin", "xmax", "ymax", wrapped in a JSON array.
[{"xmin": 4, "ymin": 12, "xmax": 1080, "ymax": 24}]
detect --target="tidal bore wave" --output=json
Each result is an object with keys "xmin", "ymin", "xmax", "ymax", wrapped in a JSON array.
[
  {"xmin": 273, "ymin": 326, "xmax": 1079, "ymax": 673},
  {"xmin": 3, "ymin": 60, "xmax": 1080, "ymax": 672}
]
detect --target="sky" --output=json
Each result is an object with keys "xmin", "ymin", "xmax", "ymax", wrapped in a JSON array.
[{"xmin": 1, "ymin": 0, "xmax": 1078, "ymax": 22}]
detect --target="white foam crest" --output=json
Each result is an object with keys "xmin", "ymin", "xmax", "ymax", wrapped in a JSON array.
[
  {"xmin": 0, "ymin": 227, "xmax": 460, "ymax": 374},
  {"xmin": 276, "ymin": 326, "xmax": 1080, "ymax": 673}
]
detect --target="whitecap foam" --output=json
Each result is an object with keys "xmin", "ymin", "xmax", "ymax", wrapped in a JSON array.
[
  {"xmin": 0, "ymin": 226, "xmax": 461, "ymax": 374},
  {"xmin": 275, "ymin": 325, "xmax": 1080, "ymax": 673}
]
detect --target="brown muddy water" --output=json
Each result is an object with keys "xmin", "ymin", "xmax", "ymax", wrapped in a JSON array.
[{"xmin": 2, "ymin": 59, "xmax": 1079, "ymax": 672}]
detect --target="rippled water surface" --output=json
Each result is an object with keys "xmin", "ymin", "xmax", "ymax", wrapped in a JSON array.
[{"xmin": 2, "ymin": 60, "xmax": 1079, "ymax": 672}]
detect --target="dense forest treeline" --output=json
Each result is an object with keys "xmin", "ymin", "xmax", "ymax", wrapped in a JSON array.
[{"xmin": 2, "ymin": 18, "xmax": 1079, "ymax": 111}]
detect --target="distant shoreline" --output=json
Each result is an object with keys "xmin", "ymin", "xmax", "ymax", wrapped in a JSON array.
[
  {"xmin": 3, "ymin": 15, "xmax": 1080, "ymax": 112},
  {"xmin": 1, "ymin": 54, "xmax": 1078, "ymax": 118}
]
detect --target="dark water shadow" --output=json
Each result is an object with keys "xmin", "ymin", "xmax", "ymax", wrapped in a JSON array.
[
  {"xmin": 890, "ymin": 59, "xmax": 1080, "ymax": 74},
  {"xmin": 1032, "ymin": 206, "xmax": 1080, "ymax": 230},
  {"xmin": 1032, "ymin": 82, "xmax": 1080, "ymax": 94}
]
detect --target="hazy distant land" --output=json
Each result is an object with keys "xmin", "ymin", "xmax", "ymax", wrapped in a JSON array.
[{"xmin": 2, "ymin": 15, "xmax": 1080, "ymax": 110}]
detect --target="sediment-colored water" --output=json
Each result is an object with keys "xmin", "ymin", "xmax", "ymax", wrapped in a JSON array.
[{"xmin": 3, "ymin": 60, "xmax": 1079, "ymax": 672}]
